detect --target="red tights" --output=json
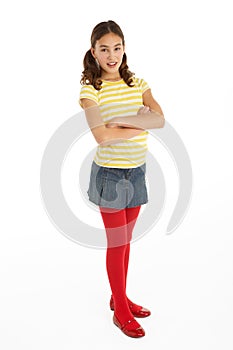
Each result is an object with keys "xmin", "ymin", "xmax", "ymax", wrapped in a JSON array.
[{"xmin": 99, "ymin": 206, "xmax": 141, "ymax": 325}]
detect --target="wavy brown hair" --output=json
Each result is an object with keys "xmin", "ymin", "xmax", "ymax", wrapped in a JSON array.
[{"xmin": 80, "ymin": 20, "xmax": 134, "ymax": 90}]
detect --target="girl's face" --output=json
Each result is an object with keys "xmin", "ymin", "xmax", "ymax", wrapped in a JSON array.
[{"xmin": 91, "ymin": 33, "xmax": 125, "ymax": 79}]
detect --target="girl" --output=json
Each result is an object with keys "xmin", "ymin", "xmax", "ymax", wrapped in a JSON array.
[{"xmin": 79, "ymin": 20, "xmax": 164, "ymax": 338}]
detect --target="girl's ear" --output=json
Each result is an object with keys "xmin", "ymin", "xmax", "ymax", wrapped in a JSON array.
[{"xmin": 91, "ymin": 47, "xmax": 96, "ymax": 59}]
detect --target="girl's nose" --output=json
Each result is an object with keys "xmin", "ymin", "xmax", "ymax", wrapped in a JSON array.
[{"xmin": 108, "ymin": 50, "xmax": 115, "ymax": 59}]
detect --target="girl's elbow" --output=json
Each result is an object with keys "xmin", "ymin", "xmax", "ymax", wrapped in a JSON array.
[
  {"xmin": 96, "ymin": 132, "xmax": 111, "ymax": 146},
  {"xmin": 95, "ymin": 135, "xmax": 106, "ymax": 145},
  {"xmin": 90, "ymin": 126, "xmax": 107, "ymax": 145},
  {"xmin": 153, "ymin": 115, "xmax": 165, "ymax": 128},
  {"xmin": 160, "ymin": 117, "xmax": 165, "ymax": 128}
]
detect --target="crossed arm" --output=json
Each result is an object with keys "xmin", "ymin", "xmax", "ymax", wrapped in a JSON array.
[
  {"xmin": 106, "ymin": 89, "xmax": 165, "ymax": 130},
  {"xmin": 80, "ymin": 89, "xmax": 165, "ymax": 146}
]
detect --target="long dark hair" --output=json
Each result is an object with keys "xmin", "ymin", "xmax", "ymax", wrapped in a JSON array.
[{"xmin": 80, "ymin": 20, "xmax": 134, "ymax": 90}]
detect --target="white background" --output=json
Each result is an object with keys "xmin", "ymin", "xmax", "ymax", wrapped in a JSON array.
[{"xmin": 1, "ymin": 0, "xmax": 233, "ymax": 349}]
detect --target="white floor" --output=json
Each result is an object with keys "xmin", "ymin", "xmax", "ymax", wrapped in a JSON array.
[{"xmin": 1, "ymin": 197, "xmax": 232, "ymax": 350}]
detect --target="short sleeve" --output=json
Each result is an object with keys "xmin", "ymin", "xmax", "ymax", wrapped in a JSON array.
[
  {"xmin": 79, "ymin": 85, "xmax": 98, "ymax": 106},
  {"xmin": 139, "ymin": 78, "xmax": 150, "ymax": 94}
]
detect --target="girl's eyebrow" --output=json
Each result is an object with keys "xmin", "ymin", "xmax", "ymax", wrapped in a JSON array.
[{"xmin": 99, "ymin": 43, "xmax": 122, "ymax": 48}]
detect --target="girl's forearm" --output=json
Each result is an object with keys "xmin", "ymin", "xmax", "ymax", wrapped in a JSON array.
[
  {"xmin": 107, "ymin": 112, "xmax": 165, "ymax": 130},
  {"xmin": 99, "ymin": 127, "xmax": 144, "ymax": 146}
]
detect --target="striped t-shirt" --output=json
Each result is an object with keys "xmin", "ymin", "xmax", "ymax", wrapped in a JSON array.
[{"xmin": 79, "ymin": 77, "xmax": 150, "ymax": 168}]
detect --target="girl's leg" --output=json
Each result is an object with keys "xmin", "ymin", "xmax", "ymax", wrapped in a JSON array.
[
  {"xmin": 124, "ymin": 206, "xmax": 141, "ymax": 287},
  {"xmin": 99, "ymin": 207, "xmax": 140, "ymax": 326},
  {"xmin": 125, "ymin": 206, "xmax": 151, "ymax": 315}
]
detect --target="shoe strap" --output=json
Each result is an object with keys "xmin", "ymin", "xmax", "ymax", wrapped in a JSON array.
[{"xmin": 121, "ymin": 318, "xmax": 139, "ymax": 332}]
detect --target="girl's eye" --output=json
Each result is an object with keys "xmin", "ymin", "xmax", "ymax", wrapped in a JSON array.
[{"xmin": 100, "ymin": 48, "xmax": 121, "ymax": 52}]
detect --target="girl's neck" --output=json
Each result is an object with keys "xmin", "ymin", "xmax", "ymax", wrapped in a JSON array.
[{"xmin": 101, "ymin": 72, "xmax": 122, "ymax": 82}]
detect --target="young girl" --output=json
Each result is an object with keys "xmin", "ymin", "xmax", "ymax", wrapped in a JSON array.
[{"xmin": 79, "ymin": 20, "xmax": 164, "ymax": 338}]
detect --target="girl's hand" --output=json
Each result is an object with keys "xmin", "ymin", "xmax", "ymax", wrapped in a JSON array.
[{"xmin": 137, "ymin": 106, "xmax": 150, "ymax": 115}]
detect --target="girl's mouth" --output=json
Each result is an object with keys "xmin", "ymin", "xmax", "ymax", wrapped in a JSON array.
[{"xmin": 107, "ymin": 62, "xmax": 117, "ymax": 68}]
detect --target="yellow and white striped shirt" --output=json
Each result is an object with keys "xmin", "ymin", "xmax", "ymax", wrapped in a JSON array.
[{"xmin": 79, "ymin": 77, "xmax": 150, "ymax": 168}]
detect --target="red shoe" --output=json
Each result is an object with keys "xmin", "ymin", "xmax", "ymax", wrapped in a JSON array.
[
  {"xmin": 113, "ymin": 314, "xmax": 145, "ymax": 338},
  {"xmin": 110, "ymin": 296, "xmax": 151, "ymax": 318}
]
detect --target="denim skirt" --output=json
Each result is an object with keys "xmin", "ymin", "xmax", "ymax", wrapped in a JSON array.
[{"xmin": 87, "ymin": 161, "xmax": 148, "ymax": 209}]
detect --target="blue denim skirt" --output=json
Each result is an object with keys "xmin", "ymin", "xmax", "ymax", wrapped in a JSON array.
[{"xmin": 87, "ymin": 161, "xmax": 148, "ymax": 209}]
